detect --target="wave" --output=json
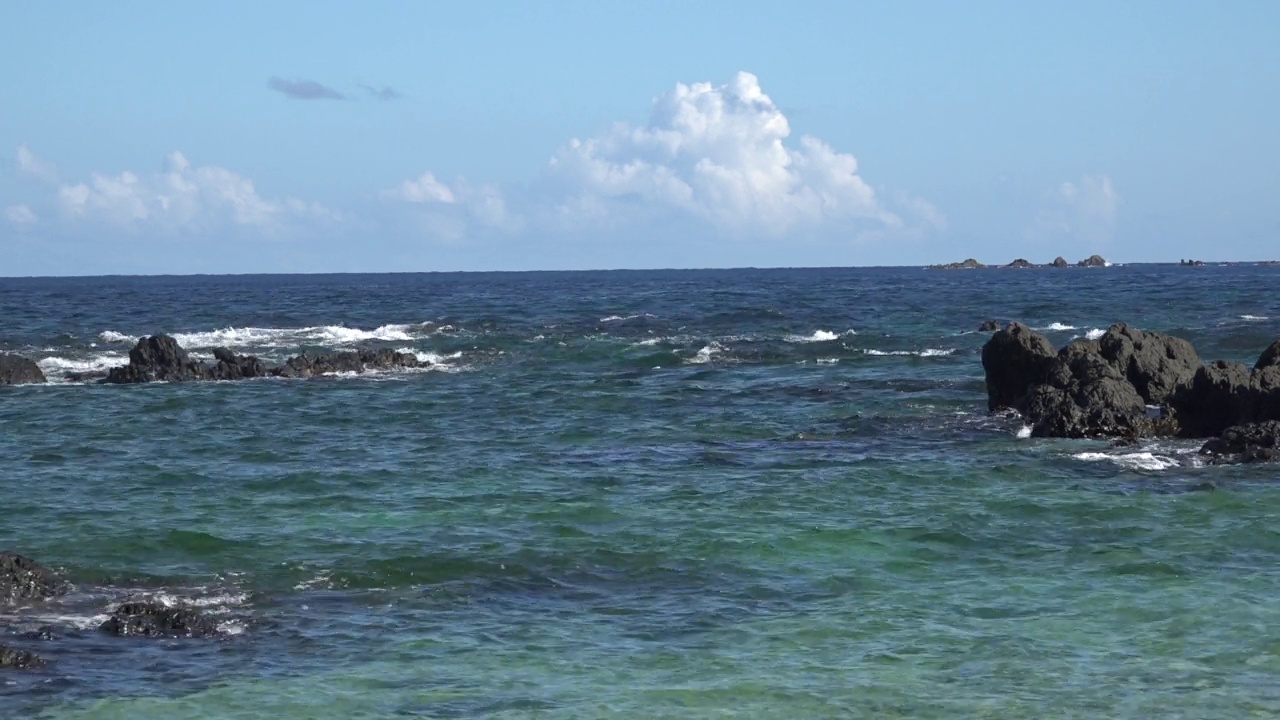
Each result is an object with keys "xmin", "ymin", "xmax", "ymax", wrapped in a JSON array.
[
  {"xmin": 1072, "ymin": 451, "xmax": 1179, "ymax": 471},
  {"xmin": 685, "ymin": 342, "xmax": 724, "ymax": 365},
  {"xmin": 1040, "ymin": 322, "xmax": 1078, "ymax": 331},
  {"xmin": 98, "ymin": 323, "xmax": 450, "ymax": 349},
  {"xmin": 1241, "ymin": 315, "xmax": 1270, "ymax": 321},
  {"xmin": 784, "ymin": 329, "xmax": 855, "ymax": 343},
  {"xmin": 1083, "ymin": 328, "xmax": 1105, "ymax": 340},
  {"xmin": 862, "ymin": 348, "xmax": 956, "ymax": 357},
  {"xmin": 599, "ymin": 313, "xmax": 657, "ymax": 323},
  {"xmin": 37, "ymin": 353, "xmax": 129, "ymax": 377}
]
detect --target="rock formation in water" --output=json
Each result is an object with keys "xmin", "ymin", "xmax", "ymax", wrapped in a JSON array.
[
  {"xmin": 1051, "ymin": 257, "xmax": 1069, "ymax": 268},
  {"xmin": 98, "ymin": 335, "xmax": 420, "ymax": 384},
  {"xmin": 983, "ymin": 323, "xmax": 1280, "ymax": 462},
  {"xmin": 0, "ymin": 645, "xmax": 45, "ymax": 669},
  {"xmin": 1078, "ymin": 254, "xmax": 1108, "ymax": 267},
  {"xmin": 930, "ymin": 255, "xmax": 1109, "ymax": 270},
  {"xmin": 0, "ymin": 552, "xmax": 68, "ymax": 604},
  {"xmin": 98, "ymin": 601, "xmax": 221, "ymax": 638},
  {"xmin": 930, "ymin": 258, "xmax": 987, "ymax": 270},
  {"xmin": 978, "ymin": 319, "xmax": 1001, "ymax": 332},
  {"xmin": 0, "ymin": 354, "xmax": 45, "ymax": 385}
]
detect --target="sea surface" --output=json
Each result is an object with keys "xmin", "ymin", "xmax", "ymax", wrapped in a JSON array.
[{"xmin": 2, "ymin": 264, "xmax": 1279, "ymax": 719}]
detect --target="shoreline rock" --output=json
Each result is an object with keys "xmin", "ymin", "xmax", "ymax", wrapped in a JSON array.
[
  {"xmin": 0, "ymin": 354, "xmax": 45, "ymax": 385},
  {"xmin": 1, "ymin": 552, "xmax": 69, "ymax": 604},
  {"xmin": 983, "ymin": 322, "xmax": 1280, "ymax": 462}
]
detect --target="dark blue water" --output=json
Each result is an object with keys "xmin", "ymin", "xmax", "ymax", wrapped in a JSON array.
[{"xmin": 2, "ymin": 264, "xmax": 1279, "ymax": 718}]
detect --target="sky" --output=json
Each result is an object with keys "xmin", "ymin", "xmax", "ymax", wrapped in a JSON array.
[{"xmin": 2, "ymin": 1, "xmax": 1278, "ymax": 276}]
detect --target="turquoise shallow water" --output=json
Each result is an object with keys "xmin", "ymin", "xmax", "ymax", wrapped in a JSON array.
[{"xmin": 2, "ymin": 265, "xmax": 1280, "ymax": 718}]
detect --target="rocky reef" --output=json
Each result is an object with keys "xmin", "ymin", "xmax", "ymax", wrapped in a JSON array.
[
  {"xmin": 982, "ymin": 322, "xmax": 1280, "ymax": 463},
  {"xmin": 930, "ymin": 254, "xmax": 1109, "ymax": 269},
  {"xmin": 1, "ymin": 334, "xmax": 424, "ymax": 386}
]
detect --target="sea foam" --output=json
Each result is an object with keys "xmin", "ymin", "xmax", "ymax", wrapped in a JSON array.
[{"xmin": 1072, "ymin": 451, "xmax": 1179, "ymax": 471}]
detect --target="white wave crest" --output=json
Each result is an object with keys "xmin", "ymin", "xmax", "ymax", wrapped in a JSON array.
[
  {"xmin": 1072, "ymin": 451, "xmax": 1179, "ymax": 471},
  {"xmin": 1016, "ymin": 425, "xmax": 1033, "ymax": 439},
  {"xmin": 1241, "ymin": 315, "xmax": 1270, "ymax": 321},
  {"xmin": 599, "ymin": 313, "xmax": 656, "ymax": 323},
  {"xmin": 1084, "ymin": 328, "xmax": 1106, "ymax": 340},
  {"xmin": 862, "ymin": 348, "xmax": 956, "ymax": 357},
  {"xmin": 785, "ymin": 329, "xmax": 854, "ymax": 343},
  {"xmin": 97, "ymin": 331, "xmax": 138, "ymax": 343},
  {"xmin": 37, "ymin": 353, "xmax": 128, "ymax": 376},
  {"xmin": 816, "ymin": 357, "xmax": 839, "ymax": 365},
  {"xmin": 685, "ymin": 342, "xmax": 723, "ymax": 365},
  {"xmin": 1042, "ymin": 322, "xmax": 1078, "ymax": 331}
]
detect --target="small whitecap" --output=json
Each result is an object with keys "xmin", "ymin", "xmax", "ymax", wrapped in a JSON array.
[
  {"xmin": 1072, "ymin": 451, "xmax": 1179, "ymax": 471},
  {"xmin": 1241, "ymin": 315, "xmax": 1270, "ymax": 321},
  {"xmin": 1016, "ymin": 425, "xmax": 1032, "ymax": 439}
]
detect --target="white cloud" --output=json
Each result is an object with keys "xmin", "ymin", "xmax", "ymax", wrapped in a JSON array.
[
  {"xmin": 5, "ymin": 204, "xmax": 37, "ymax": 226},
  {"xmin": 15, "ymin": 145, "xmax": 58, "ymax": 183},
  {"xmin": 53, "ymin": 151, "xmax": 333, "ymax": 231},
  {"xmin": 389, "ymin": 172, "xmax": 456, "ymax": 204},
  {"xmin": 1031, "ymin": 174, "xmax": 1120, "ymax": 244},
  {"xmin": 544, "ymin": 72, "xmax": 902, "ymax": 234},
  {"xmin": 388, "ymin": 71, "xmax": 938, "ymax": 245}
]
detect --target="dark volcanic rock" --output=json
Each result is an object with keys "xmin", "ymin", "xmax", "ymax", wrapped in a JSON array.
[
  {"xmin": 0, "ymin": 553, "xmax": 68, "ymax": 604},
  {"xmin": 0, "ymin": 354, "xmax": 45, "ymax": 385},
  {"xmin": 1051, "ymin": 256, "xmax": 1069, "ymax": 268},
  {"xmin": 1200, "ymin": 421, "xmax": 1280, "ymax": 464},
  {"xmin": 978, "ymin": 319, "xmax": 1001, "ymax": 332},
  {"xmin": 1004, "ymin": 258, "xmax": 1034, "ymax": 268},
  {"xmin": 105, "ymin": 336, "xmax": 271, "ymax": 383},
  {"xmin": 981, "ymin": 323, "xmax": 1056, "ymax": 412},
  {"xmin": 0, "ymin": 645, "xmax": 45, "ymax": 669},
  {"xmin": 105, "ymin": 335, "xmax": 208, "ymax": 383},
  {"xmin": 1096, "ymin": 323, "xmax": 1200, "ymax": 405},
  {"xmin": 98, "ymin": 601, "xmax": 221, "ymax": 638},
  {"xmin": 208, "ymin": 347, "xmax": 271, "ymax": 381},
  {"xmin": 274, "ymin": 349, "xmax": 419, "ymax": 378},
  {"xmin": 1022, "ymin": 339, "xmax": 1150, "ymax": 438},
  {"xmin": 1170, "ymin": 361, "xmax": 1253, "ymax": 437},
  {"xmin": 1256, "ymin": 340, "xmax": 1280, "ymax": 371},
  {"xmin": 931, "ymin": 258, "xmax": 986, "ymax": 270},
  {"xmin": 1077, "ymin": 254, "xmax": 1108, "ymax": 267}
]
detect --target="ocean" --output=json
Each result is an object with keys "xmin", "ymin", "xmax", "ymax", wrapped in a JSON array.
[{"xmin": 2, "ymin": 264, "xmax": 1279, "ymax": 718}]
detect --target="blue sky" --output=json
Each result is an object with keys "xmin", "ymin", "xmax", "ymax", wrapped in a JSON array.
[{"xmin": 2, "ymin": 1, "xmax": 1277, "ymax": 275}]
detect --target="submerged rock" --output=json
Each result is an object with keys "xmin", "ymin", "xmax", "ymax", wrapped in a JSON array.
[
  {"xmin": 0, "ymin": 354, "xmax": 45, "ymax": 385},
  {"xmin": 0, "ymin": 553, "xmax": 68, "ymax": 604},
  {"xmin": 98, "ymin": 601, "xmax": 221, "ymax": 638},
  {"xmin": 0, "ymin": 645, "xmax": 45, "ymax": 669},
  {"xmin": 978, "ymin": 319, "xmax": 1001, "ymax": 332}
]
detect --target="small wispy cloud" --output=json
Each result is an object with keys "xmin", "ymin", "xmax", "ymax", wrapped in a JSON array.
[
  {"xmin": 267, "ymin": 77, "xmax": 347, "ymax": 101},
  {"xmin": 5, "ymin": 204, "xmax": 37, "ymax": 226},
  {"xmin": 15, "ymin": 144, "xmax": 58, "ymax": 183},
  {"xmin": 361, "ymin": 84, "xmax": 402, "ymax": 101}
]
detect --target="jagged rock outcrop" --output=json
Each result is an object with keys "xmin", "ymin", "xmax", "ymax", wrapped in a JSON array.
[
  {"xmin": 104, "ymin": 336, "xmax": 275, "ymax": 383},
  {"xmin": 98, "ymin": 601, "xmax": 221, "ymax": 638},
  {"xmin": 1078, "ymin": 254, "xmax": 1108, "ymax": 267},
  {"xmin": 0, "ymin": 354, "xmax": 45, "ymax": 385},
  {"xmin": 1, "ymin": 553, "xmax": 68, "ymax": 604},
  {"xmin": 981, "ymin": 322, "xmax": 1056, "ymax": 413},
  {"xmin": 274, "ymin": 349, "xmax": 419, "ymax": 378},
  {"xmin": 1200, "ymin": 421, "xmax": 1280, "ymax": 464},
  {"xmin": 0, "ymin": 645, "xmax": 45, "ymax": 669},
  {"xmin": 1051, "ymin": 256, "xmax": 1069, "ymax": 268},
  {"xmin": 931, "ymin": 258, "xmax": 986, "ymax": 270},
  {"xmin": 978, "ymin": 319, "xmax": 1001, "ymax": 332},
  {"xmin": 983, "ymin": 322, "xmax": 1280, "ymax": 449},
  {"xmin": 1004, "ymin": 258, "xmax": 1034, "ymax": 268}
]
